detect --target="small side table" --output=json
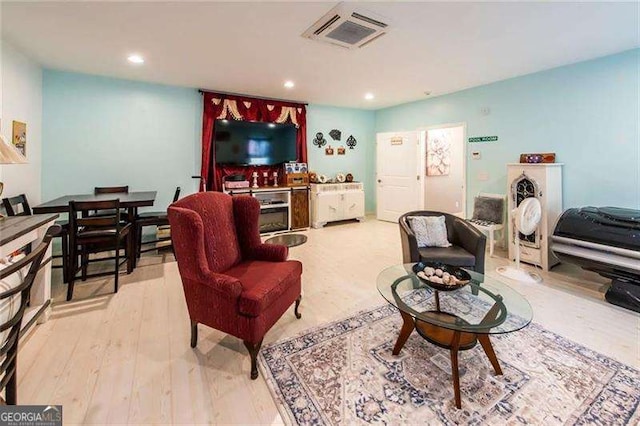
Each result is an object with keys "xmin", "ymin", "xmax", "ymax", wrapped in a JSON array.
[{"xmin": 264, "ymin": 234, "xmax": 307, "ymax": 248}]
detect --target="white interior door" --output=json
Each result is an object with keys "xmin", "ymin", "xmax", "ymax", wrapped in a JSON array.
[{"xmin": 376, "ymin": 131, "xmax": 421, "ymax": 222}]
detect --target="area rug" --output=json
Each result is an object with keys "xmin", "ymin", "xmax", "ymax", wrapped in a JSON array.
[{"xmin": 259, "ymin": 294, "xmax": 639, "ymax": 425}]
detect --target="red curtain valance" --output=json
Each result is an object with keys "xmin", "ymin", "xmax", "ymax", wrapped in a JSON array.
[{"xmin": 200, "ymin": 92, "xmax": 307, "ymax": 191}]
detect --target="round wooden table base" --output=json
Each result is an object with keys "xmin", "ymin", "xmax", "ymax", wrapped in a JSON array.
[
  {"xmin": 392, "ymin": 309, "xmax": 503, "ymax": 410},
  {"xmin": 415, "ymin": 313, "xmax": 477, "ymax": 351}
]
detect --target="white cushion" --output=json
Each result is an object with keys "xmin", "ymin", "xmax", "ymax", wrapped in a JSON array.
[{"xmin": 408, "ymin": 216, "xmax": 452, "ymax": 248}]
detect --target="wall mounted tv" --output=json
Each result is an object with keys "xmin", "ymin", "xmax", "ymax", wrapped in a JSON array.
[{"xmin": 214, "ymin": 119, "xmax": 298, "ymax": 166}]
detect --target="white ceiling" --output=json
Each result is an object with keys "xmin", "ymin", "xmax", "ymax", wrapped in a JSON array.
[{"xmin": 2, "ymin": 1, "xmax": 638, "ymax": 109}]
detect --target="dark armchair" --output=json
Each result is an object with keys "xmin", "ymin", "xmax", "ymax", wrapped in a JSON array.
[
  {"xmin": 399, "ymin": 211, "xmax": 486, "ymax": 274},
  {"xmin": 168, "ymin": 192, "xmax": 302, "ymax": 379}
]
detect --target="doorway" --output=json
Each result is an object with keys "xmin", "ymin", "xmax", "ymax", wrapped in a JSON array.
[
  {"xmin": 421, "ymin": 124, "xmax": 466, "ymax": 216},
  {"xmin": 375, "ymin": 131, "xmax": 422, "ymax": 222}
]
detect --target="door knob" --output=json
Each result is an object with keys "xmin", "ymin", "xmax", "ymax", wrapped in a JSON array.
[{"xmin": 377, "ymin": 179, "xmax": 382, "ymax": 183}]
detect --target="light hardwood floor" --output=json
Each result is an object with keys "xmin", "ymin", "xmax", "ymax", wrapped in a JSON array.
[{"xmin": 18, "ymin": 218, "xmax": 640, "ymax": 425}]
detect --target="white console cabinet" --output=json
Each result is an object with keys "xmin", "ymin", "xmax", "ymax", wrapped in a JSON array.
[{"xmin": 310, "ymin": 183, "xmax": 365, "ymax": 228}]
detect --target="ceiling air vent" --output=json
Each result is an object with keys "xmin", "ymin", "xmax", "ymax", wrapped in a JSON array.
[{"xmin": 302, "ymin": 3, "xmax": 389, "ymax": 49}]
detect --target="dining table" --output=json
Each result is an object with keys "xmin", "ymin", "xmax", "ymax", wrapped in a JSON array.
[{"xmin": 32, "ymin": 191, "xmax": 157, "ymax": 273}]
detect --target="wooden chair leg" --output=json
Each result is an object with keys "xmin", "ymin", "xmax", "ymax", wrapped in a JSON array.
[
  {"xmin": 114, "ymin": 238, "xmax": 120, "ymax": 293},
  {"xmin": 137, "ymin": 225, "xmax": 143, "ymax": 259},
  {"xmin": 5, "ymin": 360, "xmax": 16, "ymax": 405},
  {"xmin": 294, "ymin": 295, "xmax": 302, "ymax": 319},
  {"xmin": 489, "ymin": 228, "xmax": 495, "ymax": 257},
  {"xmin": 243, "ymin": 339, "xmax": 263, "ymax": 380},
  {"xmin": 61, "ymin": 232, "xmax": 69, "ymax": 283},
  {"xmin": 81, "ymin": 247, "xmax": 88, "ymax": 281},
  {"xmin": 67, "ymin": 245, "xmax": 77, "ymax": 301},
  {"xmin": 190, "ymin": 321, "xmax": 198, "ymax": 348}
]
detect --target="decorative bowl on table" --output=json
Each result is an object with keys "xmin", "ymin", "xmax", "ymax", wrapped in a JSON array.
[{"xmin": 412, "ymin": 261, "xmax": 471, "ymax": 291}]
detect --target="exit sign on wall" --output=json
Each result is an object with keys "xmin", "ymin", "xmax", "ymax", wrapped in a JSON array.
[{"xmin": 468, "ymin": 136, "xmax": 498, "ymax": 143}]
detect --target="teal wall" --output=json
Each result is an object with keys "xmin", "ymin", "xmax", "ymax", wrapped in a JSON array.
[
  {"xmin": 42, "ymin": 48, "xmax": 639, "ymax": 216},
  {"xmin": 42, "ymin": 70, "xmax": 202, "ymax": 211},
  {"xmin": 306, "ymin": 105, "xmax": 376, "ymax": 212},
  {"xmin": 376, "ymin": 48, "xmax": 640, "ymax": 214}
]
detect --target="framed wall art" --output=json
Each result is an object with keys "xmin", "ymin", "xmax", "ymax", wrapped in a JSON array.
[{"xmin": 12, "ymin": 121, "xmax": 26, "ymax": 157}]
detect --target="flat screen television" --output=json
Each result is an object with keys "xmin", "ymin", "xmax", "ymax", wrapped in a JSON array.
[{"xmin": 213, "ymin": 119, "xmax": 298, "ymax": 166}]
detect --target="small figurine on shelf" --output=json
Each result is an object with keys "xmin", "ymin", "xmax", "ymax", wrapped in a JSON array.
[
  {"xmin": 273, "ymin": 171, "xmax": 279, "ymax": 187},
  {"xmin": 252, "ymin": 171, "xmax": 259, "ymax": 188},
  {"xmin": 262, "ymin": 171, "xmax": 269, "ymax": 186}
]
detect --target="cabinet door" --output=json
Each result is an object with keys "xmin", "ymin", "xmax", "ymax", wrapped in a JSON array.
[
  {"xmin": 291, "ymin": 189, "xmax": 310, "ymax": 229},
  {"xmin": 343, "ymin": 191, "xmax": 365, "ymax": 219},
  {"xmin": 314, "ymin": 192, "xmax": 343, "ymax": 223}
]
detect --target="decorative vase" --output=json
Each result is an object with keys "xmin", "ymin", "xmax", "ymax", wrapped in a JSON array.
[{"xmin": 252, "ymin": 172, "xmax": 259, "ymax": 188}]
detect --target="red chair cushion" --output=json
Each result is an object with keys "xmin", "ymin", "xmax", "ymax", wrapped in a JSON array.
[{"xmin": 224, "ymin": 260, "xmax": 303, "ymax": 317}]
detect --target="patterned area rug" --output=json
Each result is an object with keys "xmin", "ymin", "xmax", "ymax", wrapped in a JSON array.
[{"xmin": 259, "ymin": 299, "xmax": 639, "ymax": 425}]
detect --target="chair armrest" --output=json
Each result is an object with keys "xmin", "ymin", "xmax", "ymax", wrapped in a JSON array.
[
  {"xmin": 452, "ymin": 219, "xmax": 487, "ymax": 274},
  {"xmin": 198, "ymin": 270, "xmax": 243, "ymax": 300},
  {"xmin": 399, "ymin": 216, "xmax": 420, "ymax": 263},
  {"xmin": 249, "ymin": 243, "xmax": 289, "ymax": 262}
]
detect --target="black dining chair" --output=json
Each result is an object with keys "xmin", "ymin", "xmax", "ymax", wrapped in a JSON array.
[
  {"xmin": 136, "ymin": 187, "xmax": 181, "ymax": 257},
  {"xmin": 0, "ymin": 225, "xmax": 59, "ymax": 404},
  {"xmin": 94, "ymin": 185, "xmax": 129, "ymax": 195},
  {"xmin": 2, "ymin": 194, "xmax": 70, "ymax": 283},
  {"xmin": 67, "ymin": 199, "xmax": 132, "ymax": 301},
  {"xmin": 2, "ymin": 195, "xmax": 31, "ymax": 216},
  {"xmin": 90, "ymin": 186, "xmax": 130, "ymax": 218}
]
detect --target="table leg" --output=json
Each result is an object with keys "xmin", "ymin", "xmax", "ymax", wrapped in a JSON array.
[
  {"xmin": 450, "ymin": 331, "xmax": 462, "ymax": 409},
  {"xmin": 392, "ymin": 310, "xmax": 415, "ymax": 355},
  {"xmin": 127, "ymin": 207, "xmax": 136, "ymax": 273},
  {"xmin": 478, "ymin": 297, "xmax": 504, "ymax": 375},
  {"xmin": 478, "ymin": 334, "xmax": 503, "ymax": 375}
]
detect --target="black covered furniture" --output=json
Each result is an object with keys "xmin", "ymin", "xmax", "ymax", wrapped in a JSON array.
[
  {"xmin": 399, "ymin": 211, "xmax": 486, "ymax": 274},
  {"xmin": 551, "ymin": 206, "xmax": 640, "ymax": 312}
]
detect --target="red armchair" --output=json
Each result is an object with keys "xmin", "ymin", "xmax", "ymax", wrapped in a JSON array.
[{"xmin": 168, "ymin": 192, "xmax": 302, "ymax": 379}]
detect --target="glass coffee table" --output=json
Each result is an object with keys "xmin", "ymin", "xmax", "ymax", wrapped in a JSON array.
[{"xmin": 377, "ymin": 264, "xmax": 533, "ymax": 409}]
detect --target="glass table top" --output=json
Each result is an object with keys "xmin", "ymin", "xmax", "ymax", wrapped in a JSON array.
[{"xmin": 377, "ymin": 264, "xmax": 533, "ymax": 335}]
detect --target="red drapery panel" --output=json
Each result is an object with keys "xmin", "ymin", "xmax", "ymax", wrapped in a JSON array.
[{"xmin": 200, "ymin": 92, "xmax": 307, "ymax": 191}]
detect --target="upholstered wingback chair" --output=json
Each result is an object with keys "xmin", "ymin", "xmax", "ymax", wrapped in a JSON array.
[
  {"xmin": 399, "ymin": 211, "xmax": 486, "ymax": 274},
  {"xmin": 168, "ymin": 192, "xmax": 302, "ymax": 379}
]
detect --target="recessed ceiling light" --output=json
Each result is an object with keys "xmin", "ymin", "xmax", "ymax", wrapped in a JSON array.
[
  {"xmin": 127, "ymin": 54, "xmax": 144, "ymax": 64},
  {"xmin": 284, "ymin": 80, "xmax": 295, "ymax": 89},
  {"xmin": 364, "ymin": 93, "xmax": 374, "ymax": 100}
]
